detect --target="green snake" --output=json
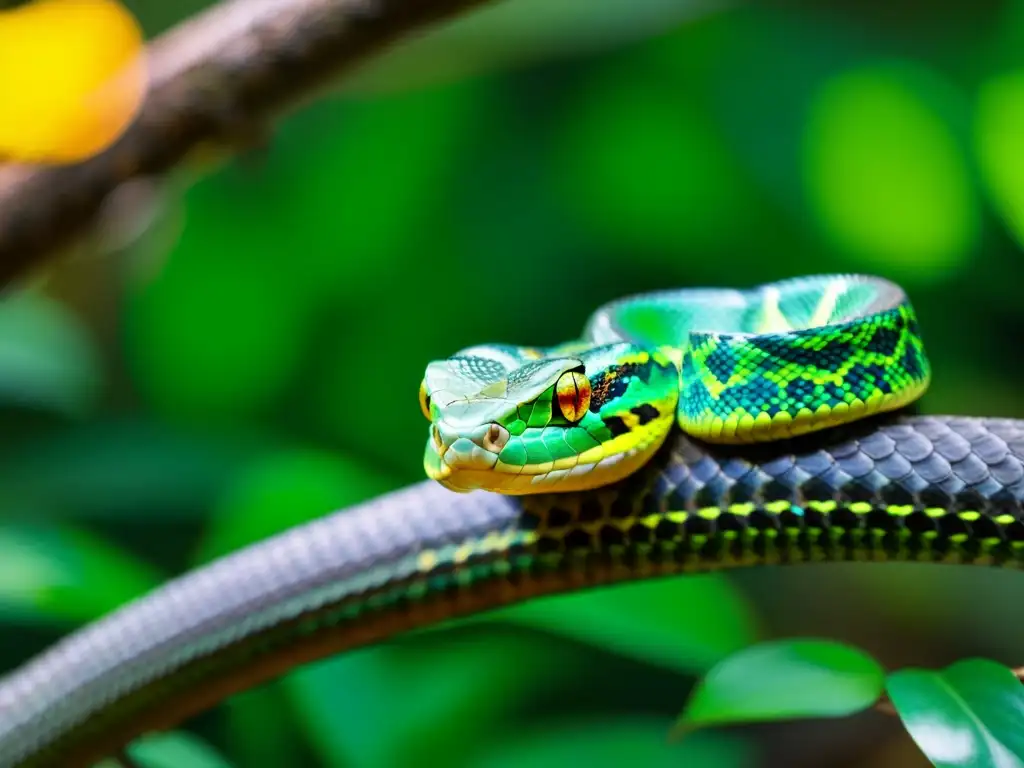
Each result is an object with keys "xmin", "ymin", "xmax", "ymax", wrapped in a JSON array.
[
  {"xmin": 4, "ymin": 276, "xmax": 1024, "ymax": 768},
  {"xmin": 421, "ymin": 274, "xmax": 930, "ymax": 494}
]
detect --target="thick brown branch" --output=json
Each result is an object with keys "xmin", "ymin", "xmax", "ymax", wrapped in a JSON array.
[{"xmin": 0, "ymin": 0, "xmax": 492, "ymax": 288}]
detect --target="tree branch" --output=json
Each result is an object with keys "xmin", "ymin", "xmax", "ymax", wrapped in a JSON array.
[{"xmin": 0, "ymin": 0, "xmax": 493, "ymax": 288}]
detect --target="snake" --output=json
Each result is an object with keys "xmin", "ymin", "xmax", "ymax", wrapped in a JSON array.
[
  {"xmin": 1, "ymin": 278, "xmax": 1023, "ymax": 768},
  {"xmin": 421, "ymin": 274, "xmax": 930, "ymax": 495}
]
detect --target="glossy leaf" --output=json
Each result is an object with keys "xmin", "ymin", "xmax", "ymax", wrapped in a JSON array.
[
  {"xmin": 474, "ymin": 719, "xmax": 752, "ymax": 768},
  {"xmin": 492, "ymin": 575, "xmax": 759, "ymax": 674},
  {"xmin": 94, "ymin": 731, "xmax": 234, "ymax": 768},
  {"xmin": 676, "ymin": 639, "xmax": 885, "ymax": 731},
  {"xmin": 0, "ymin": 524, "xmax": 162, "ymax": 625},
  {"xmin": 886, "ymin": 659, "xmax": 1024, "ymax": 768},
  {"xmin": 0, "ymin": 291, "xmax": 100, "ymax": 416}
]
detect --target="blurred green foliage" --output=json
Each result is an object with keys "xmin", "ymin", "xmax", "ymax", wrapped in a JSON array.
[
  {"xmin": 96, "ymin": 732, "xmax": 235, "ymax": 768},
  {"xmin": 3, "ymin": 0, "xmax": 1024, "ymax": 766},
  {"xmin": 0, "ymin": 292, "xmax": 99, "ymax": 416}
]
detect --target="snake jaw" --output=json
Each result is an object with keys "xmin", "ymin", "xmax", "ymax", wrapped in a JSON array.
[
  {"xmin": 423, "ymin": 410, "xmax": 676, "ymax": 495},
  {"xmin": 424, "ymin": 421, "xmax": 512, "ymax": 492}
]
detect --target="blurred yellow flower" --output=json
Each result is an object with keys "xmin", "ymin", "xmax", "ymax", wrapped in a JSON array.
[{"xmin": 0, "ymin": 0, "xmax": 145, "ymax": 164}]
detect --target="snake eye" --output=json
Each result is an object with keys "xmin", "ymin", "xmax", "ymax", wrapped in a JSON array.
[
  {"xmin": 419, "ymin": 380, "xmax": 432, "ymax": 421},
  {"xmin": 555, "ymin": 370, "xmax": 591, "ymax": 423}
]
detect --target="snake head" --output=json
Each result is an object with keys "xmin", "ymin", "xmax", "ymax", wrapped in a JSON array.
[{"xmin": 419, "ymin": 342, "xmax": 679, "ymax": 495}]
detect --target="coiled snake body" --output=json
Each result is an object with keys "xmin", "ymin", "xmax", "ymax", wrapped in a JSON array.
[
  {"xmin": 1, "ymin": 276, "xmax": 1022, "ymax": 768},
  {"xmin": 421, "ymin": 274, "xmax": 930, "ymax": 494}
]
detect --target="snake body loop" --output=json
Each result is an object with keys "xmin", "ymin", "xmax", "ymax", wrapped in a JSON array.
[{"xmin": 421, "ymin": 274, "xmax": 930, "ymax": 494}]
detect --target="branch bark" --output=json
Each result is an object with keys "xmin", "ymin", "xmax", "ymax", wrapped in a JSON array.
[{"xmin": 0, "ymin": 0, "xmax": 493, "ymax": 288}]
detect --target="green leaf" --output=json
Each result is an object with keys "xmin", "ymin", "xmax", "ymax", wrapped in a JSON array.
[
  {"xmin": 676, "ymin": 638, "xmax": 885, "ymax": 732},
  {"xmin": 0, "ymin": 290, "xmax": 100, "ymax": 416},
  {"xmin": 473, "ymin": 718, "xmax": 752, "ymax": 768},
  {"xmin": 0, "ymin": 524, "xmax": 162, "ymax": 625},
  {"xmin": 886, "ymin": 659, "xmax": 1024, "ymax": 768},
  {"xmin": 286, "ymin": 631, "xmax": 580, "ymax": 768},
  {"xmin": 490, "ymin": 575, "xmax": 758, "ymax": 674},
  {"xmin": 94, "ymin": 731, "xmax": 234, "ymax": 768}
]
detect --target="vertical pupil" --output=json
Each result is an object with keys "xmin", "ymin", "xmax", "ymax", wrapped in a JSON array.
[
  {"xmin": 560, "ymin": 380, "xmax": 578, "ymax": 416},
  {"xmin": 557, "ymin": 371, "xmax": 589, "ymax": 422}
]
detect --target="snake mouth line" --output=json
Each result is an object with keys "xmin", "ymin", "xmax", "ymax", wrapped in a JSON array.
[{"xmin": 423, "ymin": 413, "xmax": 675, "ymax": 494}]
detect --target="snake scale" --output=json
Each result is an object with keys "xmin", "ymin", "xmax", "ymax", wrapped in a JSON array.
[{"xmin": 0, "ymin": 275, "xmax": 1021, "ymax": 768}]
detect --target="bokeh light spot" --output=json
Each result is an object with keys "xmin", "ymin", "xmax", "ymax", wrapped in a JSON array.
[
  {"xmin": 803, "ymin": 63, "xmax": 978, "ymax": 278},
  {"xmin": 975, "ymin": 70, "xmax": 1024, "ymax": 247},
  {"xmin": 0, "ymin": 0, "xmax": 145, "ymax": 164}
]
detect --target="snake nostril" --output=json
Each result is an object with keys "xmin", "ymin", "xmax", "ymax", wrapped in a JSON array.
[
  {"xmin": 483, "ymin": 423, "xmax": 508, "ymax": 453},
  {"xmin": 432, "ymin": 426, "xmax": 444, "ymax": 451}
]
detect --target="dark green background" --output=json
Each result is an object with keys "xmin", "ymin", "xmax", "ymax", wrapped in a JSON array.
[{"xmin": 3, "ymin": 0, "xmax": 1024, "ymax": 765}]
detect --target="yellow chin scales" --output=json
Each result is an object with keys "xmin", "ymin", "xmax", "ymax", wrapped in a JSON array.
[
  {"xmin": 680, "ymin": 380, "xmax": 930, "ymax": 444},
  {"xmin": 0, "ymin": 0, "xmax": 146, "ymax": 164},
  {"xmin": 432, "ymin": 410, "xmax": 676, "ymax": 495}
]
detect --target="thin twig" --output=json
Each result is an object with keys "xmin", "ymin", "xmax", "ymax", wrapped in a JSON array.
[{"xmin": 0, "ymin": 0, "xmax": 493, "ymax": 287}]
